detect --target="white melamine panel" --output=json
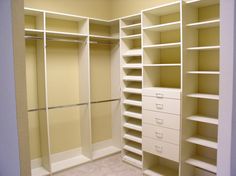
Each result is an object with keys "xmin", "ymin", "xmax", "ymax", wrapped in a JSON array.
[
  {"xmin": 143, "ymin": 96, "xmax": 180, "ymax": 115},
  {"xmin": 143, "ymin": 110, "xmax": 180, "ymax": 130},
  {"xmin": 143, "ymin": 124, "xmax": 179, "ymax": 145},
  {"xmin": 142, "ymin": 87, "xmax": 181, "ymax": 99},
  {"xmin": 143, "ymin": 137, "xmax": 179, "ymax": 162}
]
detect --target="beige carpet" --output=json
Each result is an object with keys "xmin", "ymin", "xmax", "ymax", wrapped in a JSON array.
[{"xmin": 53, "ymin": 154, "xmax": 142, "ymax": 176}]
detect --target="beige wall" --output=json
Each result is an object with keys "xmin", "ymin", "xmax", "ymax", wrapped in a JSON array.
[{"xmin": 24, "ymin": 0, "xmax": 112, "ymax": 20}]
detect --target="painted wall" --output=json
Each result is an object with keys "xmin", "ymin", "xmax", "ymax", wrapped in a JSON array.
[{"xmin": 24, "ymin": 0, "xmax": 112, "ymax": 20}]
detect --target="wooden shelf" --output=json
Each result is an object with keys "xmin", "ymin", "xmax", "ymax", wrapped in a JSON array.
[
  {"xmin": 185, "ymin": 0, "xmax": 219, "ymax": 7},
  {"xmin": 122, "ymin": 155, "xmax": 142, "ymax": 168},
  {"xmin": 123, "ymin": 121, "xmax": 142, "ymax": 132},
  {"xmin": 25, "ymin": 28, "xmax": 44, "ymax": 35},
  {"xmin": 123, "ymin": 76, "xmax": 142, "ymax": 82},
  {"xmin": 186, "ymin": 135, "xmax": 218, "ymax": 149},
  {"xmin": 187, "ymin": 93, "xmax": 219, "ymax": 100},
  {"xmin": 121, "ymin": 23, "xmax": 141, "ymax": 30},
  {"xmin": 144, "ymin": 42, "xmax": 181, "ymax": 49},
  {"xmin": 123, "ymin": 64, "xmax": 142, "ymax": 69},
  {"xmin": 123, "ymin": 144, "xmax": 142, "ymax": 155},
  {"xmin": 121, "ymin": 34, "xmax": 141, "ymax": 40},
  {"xmin": 46, "ymin": 30, "xmax": 87, "ymax": 38},
  {"xmin": 185, "ymin": 156, "xmax": 217, "ymax": 173},
  {"xmin": 143, "ymin": 21, "xmax": 180, "ymax": 32},
  {"xmin": 89, "ymin": 34, "xmax": 119, "ymax": 41},
  {"xmin": 123, "ymin": 88, "xmax": 142, "ymax": 94},
  {"xmin": 123, "ymin": 110, "xmax": 142, "ymax": 120},
  {"xmin": 187, "ymin": 19, "xmax": 220, "ymax": 29},
  {"xmin": 123, "ymin": 49, "xmax": 142, "ymax": 57},
  {"xmin": 123, "ymin": 99, "xmax": 142, "ymax": 107},
  {"xmin": 144, "ymin": 63, "xmax": 181, "ymax": 67},
  {"xmin": 123, "ymin": 134, "xmax": 142, "ymax": 144},
  {"xmin": 187, "ymin": 115, "xmax": 218, "ymax": 125},
  {"xmin": 144, "ymin": 166, "xmax": 178, "ymax": 176},
  {"xmin": 187, "ymin": 46, "xmax": 220, "ymax": 51},
  {"xmin": 187, "ymin": 71, "xmax": 220, "ymax": 75}
]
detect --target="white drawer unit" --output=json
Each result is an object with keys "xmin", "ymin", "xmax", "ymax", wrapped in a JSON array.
[
  {"xmin": 143, "ymin": 137, "xmax": 179, "ymax": 162},
  {"xmin": 143, "ymin": 124, "xmax": 180, "ymax": 145},
  {"xmin": 142, "ymin": 87, "xmax": 181, "ymax": 100},
  {"xmin": 143, "ymin": 96, "xmax": 181, "ymax": 115},
  {"xmin": 143, "ymin": 110, "xmax": 180, "ymax": 130}
]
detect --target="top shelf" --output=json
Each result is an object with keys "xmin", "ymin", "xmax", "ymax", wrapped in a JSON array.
[
  {"xmin": 187, "ymin": 19, "xmax": 220, "ymax": 29},
  {"xmin": 184, "ymin": 0, "xmax": 219, "ymax": 7}
]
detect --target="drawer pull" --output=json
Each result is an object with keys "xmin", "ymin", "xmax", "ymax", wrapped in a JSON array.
[
  {"xmin": 156, "ymin": 104, "xmax": 163, "ymax": 110},
  {"xmin": 155, "ymin": 132, "xmax": 163, "ymax": 139},
  {"xmin": 156, "ymin": 93, "xmax": 164, "ymax": 98},
  {"xmin": 155, "ymin": 145, "xmax": 163, "ymax": 153},
  {"xmin": 155, "ymin": 118, "xmax": 163, "ymax": 124}
]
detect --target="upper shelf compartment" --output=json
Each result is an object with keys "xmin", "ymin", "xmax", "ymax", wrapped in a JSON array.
[
  {"xmin": 45, "ymin": 11, "xmax": 89, "ymax": 37},
  {"xmin": 142, "ymin": 1, "xmax": 180, "ymax": 28},
  {"xmin": 121, "ymin": 14, "xmax": 141, "ymax": 38},
  {"xmin": 184, "ymin": 0, "xmax": 219, "ymax": 7}
]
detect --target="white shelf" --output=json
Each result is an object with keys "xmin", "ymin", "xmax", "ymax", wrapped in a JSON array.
[
  {"xmin": 46, "ymin": 30, "xmax": 87, "ymax": 38},
  {"xmin": 187, "ymin": 93, "xmax": 219, "ymax": 100},
  {"xmin": 31, "ymin": 167, "xmax": 49, "ymax": 176},
  {"xmin": 123, "ymin": 76, "xmax": 142, "ymax": 82},
  {"xmin": 144, "ymin": 166, "xmax": 178, "ymax": 176},
  {"xmin": 121, "ymin": 34, "xmax": 142, "ymax": 40},
  {"xmin": 123, "ymin": 145, "xmax": 142, "ymax": 155},
  {"xmin": 123, "ymin": 110, "xmax": 142, "ymax": 120},
  {"xmin": 92, "ymin": 146, "xmax": 121, "ymax": 160},
  {"xmin": 143, "ymin": 63, "xmax": 181, "ymax": 67},
  {"xmin": 187, "ymin": 19, "xmax": 220, "ymax": 29},
  {"xmin": 123, "ymin": 88, "xmax": 142, "ymax": 94},
  {"xmin": 51, "ymin": 154, "xmax": 90, "ymax": 173},
  {"xmin": 144, "ymin": 42, "xmax": 181, "ymax": 49},
  {"xmin": 123, "ymin": 122, "xmax": 142, "ymax": 132},
  {"xmin": 187, "ymin": 46, "xmax": 220, "ymax": 51},
  {"xmin": 123, "ymin": 64, "xmax": 142, "ymax": 69},
  {"xmin": 187, "ymin": 115, "xmax": 218, "ymax": 125},
  {"xmin": 187, "ymin": 71, "xmax": 220, "ymax": 75},
  {"xmin": 185, "ymin": 0, "xmax": 219, "ymax": 7},
  {"xmin": 122, "ymin": 155, "xmax": 142, "ymax": 168},
  {"xmin": 143, "ymin": 21, "xmax": 180, "ymax": 32},
  {"xmin": 121, "ymin": 23, "xmax": 141, "ymax": 30},
  {"xmin": 90, "ymin": 34, "xmax": 119, "ymax": 41},
  {"xmin": 185, "ymin": 156, "xmax": 217, "ymax": 173},
  {"xmin": 123, "ymin": 134, "xmax": 142, "ymax": 144},
  {"xmin": 186, "ymin": 135, "xmax": 218, "ymax": 149},
  {"xmin": 123, "ymin": 49, "xmax": 142, "ymax": 57},
  {"xmin": 25, "ymin": 28, "xmax": 44, "ymax": 34},
  {"xmin": 123, "ymin": 99, "xmax": 142, "ymax": 107}
]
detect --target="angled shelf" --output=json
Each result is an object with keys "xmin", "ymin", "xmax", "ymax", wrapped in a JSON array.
[
  {"xmin": 123, "ymin": 76, "xmax": 142, "ymax": 82},
  {"xmin": 123, "ymin": 144, "xmax": 142, "ymax": 156},
  {"xmin": 123, "ymin": 64, "xmax": 142, "ymax": 69},
  {"xmin": 123, "ymin": 88, "xmax": 142, "ymax": 94},
  {"xmin": 123, "ymin": 110, "xmax": 142, "ymax": 120},
  {"xmin": 187, "ymin": 19, "xmax": 220, "ymax": 29},
  {"xmin": 186, "ymin": 135, "xmax": 218, "ymax": 149},
  {"xmin": 123, "ymin": 121, "xmax": 142, "ymax": 132},
  {"xmin": 123, "ymin": 133, "xmax": 142, "ymax": 144},
  {"xmin": 123, "ymin": 99, "xmax": 142, "ymax": 107},
  {"xmin": 187, "ymin": 115, "xmax": 218, "ymax": 125},
  {"xmin": 185, "ymin": 156, "xmax": 217, "ymax": 173},
  {"xmin": 143, "ymin": 21, "xmax": 181, "ymax": 32},
  {"xmin": 187, "ymin": 93, "xmax": 219, "ymax": 100},
  {"xmin": 122, "ymin": 154, "xmax": 142, "ymax": 168}
]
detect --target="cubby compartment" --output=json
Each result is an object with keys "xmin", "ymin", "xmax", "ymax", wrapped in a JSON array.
[
  {"xmin": 123, "ymin": 116, "xmax": 142, "ymax": 132},
  {"xmin": 46, "ymin": 12, "xmax": 88, "ymax": 36},
  {"xmin": 123, "ymin": 140, "xmax": 142, "ymax": 155},
  {"xmin": 143, "ymin": 152, "xmax": 179, "ymax": 176},
  {"xmin": 143, "ymin": 66, "xmax": 181, "ymax": 89},
  {"xmin": 25, "ymin": 8, "xmax": 44, "ymax": 33},
  {"xmin": 123, "ymin": 147, "xmax": 142, "ymax": 168},
  {"xmin": 123, "ymin": 105, "xmax": 142, "ymax": 120},
  {"xmin": 120, "ymin": 14, "xmax": 141, "ymax": 28}
]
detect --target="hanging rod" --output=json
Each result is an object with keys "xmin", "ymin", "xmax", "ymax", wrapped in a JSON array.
[{"xmin": 27, "ymin": 99, "xmax": 120, "ymax": 112}]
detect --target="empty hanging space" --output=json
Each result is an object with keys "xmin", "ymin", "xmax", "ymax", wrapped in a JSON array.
[{"xmin": 89, "ymin": 19, "xmax": 121, "ymax": 160}]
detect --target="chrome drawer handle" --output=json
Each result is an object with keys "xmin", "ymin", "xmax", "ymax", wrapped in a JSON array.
[
  {"xmin": 155, "ymin": 118, "xmax": 163, "ymax": 124},
  {"xmin": 155, "ymin": 132, "xmax": 163, "ymax": 139},
  {"xmin": 156, "ymin": 104, "xmax": 163, "ymax": 110},
  {"xmin": 156, "ymin": 93, "xmax": 164, "ymax": 98},
  {"xmin": 155, "ymin": 145, "xmax": 163, "ymax": 153}
]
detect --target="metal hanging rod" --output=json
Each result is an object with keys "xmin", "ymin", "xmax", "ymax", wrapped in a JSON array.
[{"xmin": 27, "ymin": 99, "xmax": 120, "ymax": 112}]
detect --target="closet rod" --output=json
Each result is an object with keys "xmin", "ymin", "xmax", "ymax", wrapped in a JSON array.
[{"xmin": 91, "ymin": 98, "xmax": 120, "ymax": 104}]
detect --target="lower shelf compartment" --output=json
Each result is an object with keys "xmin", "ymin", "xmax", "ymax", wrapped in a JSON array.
[
  {"xmin": 92, "ymin": 145, "xmax": 121, "ymax": 160},
  {"xmin": 122, "ymin": 152, "xmax": 142, "ymax": 168},
  {"xmin": 144, "ymin": 166, "xmax": 178, "ymax": 176},
  {"xmin": 31, "ymin": 167, "xmax": 50, "ymax": 176}
]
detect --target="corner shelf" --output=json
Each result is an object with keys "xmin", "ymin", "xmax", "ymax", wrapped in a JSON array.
[
  {"xmin": 121, "ymin": 23, "xmax": 142, "ymax": 30},
  {"xmin": 143, "ymin": 21, "xmax": 181, "ymax": 32},
  {"xmin": 121, "ymin": 34, "xmax": 142, "ymax": 40},
  {"xmin": 89, "ymin": 34, "xmax": 119, "ymax": 41},
  {"xmin": 187, "ymin": 115, "xmax": 218, "ymax": 125},
  {"xmin": 185, "ymin": 156, "xmax": 217, "ymax": 173},
  {"xmin": 187, "ymin": 19, "xmax": 220, "ymax": 29},
  {"xmin": 187, "ymin": 93, "xmax": 219, "ymax": 100},
  {"xmin": 186, "ymin": 135, "xmax": 218, "ymax": 149}
]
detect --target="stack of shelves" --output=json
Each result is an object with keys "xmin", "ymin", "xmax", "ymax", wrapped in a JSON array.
[
  {"xmin": 142, "ymin": 1, "xmax": 182, "ymax": 175},
  {"xmin": 120, "ymin": 14, "xmax": 143, "ymax": 168},
  {"xmin": 182, "ymin": 0, "xmax": 220, "ymax": 175}
]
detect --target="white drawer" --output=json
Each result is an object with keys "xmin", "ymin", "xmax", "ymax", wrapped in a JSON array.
[
  {"xmin": 143, "ymin": 96, "xmax": 180, "ymax": 115},
  {"xmin": 143, "ymin": 124, "xmax": 179, "ymax": 145},
  {"xmin": 142, "ymin": 87, "xmax": 181, "ymax": 99},
  {"xmin": 143, "ymin": 137, "xmax": 179, "ymax": 162},
  {"xmin": 143, "ymin": 110, "xmax": 180, "ymax": 130}
]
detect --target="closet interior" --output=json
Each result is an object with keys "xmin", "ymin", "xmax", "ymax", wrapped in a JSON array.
[{"xmin": 24, "ymin": 0, "xmax": 221, "ymax": 175}]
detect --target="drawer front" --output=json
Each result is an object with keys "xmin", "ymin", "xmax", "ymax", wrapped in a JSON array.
[
  {"xmin": 142, "ymin": 88, "xmax": 181, "ymax": 99},
  {"xmin": 143, "ymin": 96, "xmax": 180, "ymax": 115},
  {"xmin": 143, "ymin": 110, "xmax": 180, "ymax": 130},
  {"xmin": 143, "ymin": 124, "xmax": 179, "ymax": 145},
  {"xmin": 143, "ymin": 137, "xmax": 179, "ymax": 162}
]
